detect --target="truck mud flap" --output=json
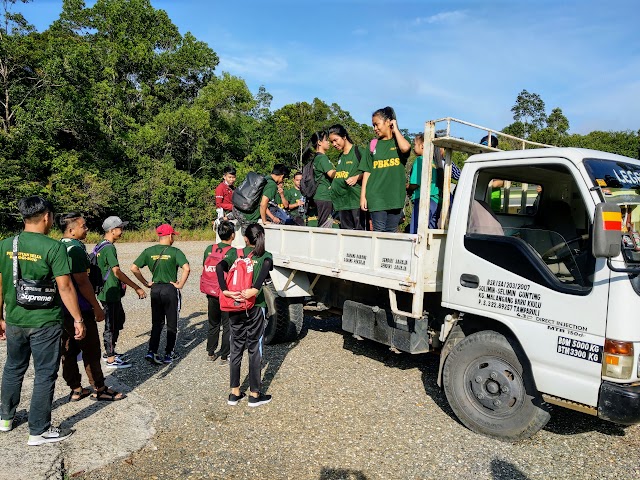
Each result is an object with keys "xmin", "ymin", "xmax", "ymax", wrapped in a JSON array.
[{"xmin": 342, "ymin": 300, "xmax": 429, "ymax": 354}]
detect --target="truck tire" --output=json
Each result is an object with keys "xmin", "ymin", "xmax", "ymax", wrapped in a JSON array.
[
  {"xmin": 263, "ymin": 283, "xmax": 303, "ymax": 344},
  {"xmin": 442, "ymin": 330, "xmax": 550, "ymax": 441}
]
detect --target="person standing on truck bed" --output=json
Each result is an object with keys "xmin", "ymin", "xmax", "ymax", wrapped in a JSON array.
[
  {"xmin": 360, "ymin": 106, "xmax": 411, "ymax": 232},
  {"xmin": 216, "ymin": 223, "xmax": 274, "ymax": 407},
  {"xmin": 304, "ymin": 130, "xmax": 336, "ymax": 228},
  {"xmin": 328, "ymin": 124, "xmax": 367, "ymax": 230}
]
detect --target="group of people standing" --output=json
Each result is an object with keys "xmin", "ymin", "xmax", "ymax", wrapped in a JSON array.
[{"xmin": 307, "ymin": 106, "xmax": 413, "ymax": 233}]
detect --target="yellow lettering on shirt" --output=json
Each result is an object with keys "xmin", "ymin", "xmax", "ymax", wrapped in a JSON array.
[
  {"xmin": 372, "ymin": 158, "xmax": 401, "ymax": 169},
  {"xmin": 151, "ymin": 255, "xmax": 171, "ymax": 261},
  {"xmin": 5, "ymin": 251, "xmax": 42, "ymax": 262}
]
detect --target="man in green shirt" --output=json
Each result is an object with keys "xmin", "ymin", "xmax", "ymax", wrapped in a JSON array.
[
  {"xmin": 131, "ymin": 224, "xmax": 190, "ymax": 364},
  {"xmin": 285, "ymin": 171, "xmax": 305, "ymax": 226},
  {"xmin": 0, "ymin": 196, "xmax": 85, "ymax": 445},
  {"xmin": 97, "ymin": 216, "xmax": 147, "ymax": 369},
  {"xmin": 59, "ymin": 213, "xmax": 124, "ymax": 401},
  {"xmin": 259, "ymin": 164, "xmax": 290, "ymax": 225}
]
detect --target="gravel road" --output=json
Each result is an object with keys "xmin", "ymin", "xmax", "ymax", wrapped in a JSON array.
[{"xmin": 47, "ymin": 241, "xmax": 640, "ymax": 479}]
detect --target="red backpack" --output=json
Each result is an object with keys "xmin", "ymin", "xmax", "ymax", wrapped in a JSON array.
[
  {"xmin": 200, "ymin": 244, "xmax": 233, "ymax": 297},
  {"xmin": 219, "ymin": 249, "xmax": 256, "ymax": 312}
]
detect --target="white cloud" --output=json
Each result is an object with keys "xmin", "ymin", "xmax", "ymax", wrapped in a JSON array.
[
  {"xmin": 413, "ymin": 10, "xmax": 467, "ymax": 26},
  {"xmin": 218, "ymin": 53, "xmax": 288, "ymax": 80}
]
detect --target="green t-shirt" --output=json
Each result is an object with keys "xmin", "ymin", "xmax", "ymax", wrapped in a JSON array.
[
  {"xmin": 60, "ymin": 237, "xmax": 92, "ymax": 311},
  {"xmin": 285, "ymin": 188, "xmax": 303, "ymax": 218},
  {"xmin": 313, "ymin": 153, "xmax": 335, "ymax": 202},
  {"xmin": 0, "ymin": 232, "xmax": 70, "ymax": 328},
  {"xmin": 134, "ymin": 244, "xmax": 189, "ymax": 284},
  {"xmin": 408, "ymin": 156, "xmax": 440, "ymax": 203},
  {"xmin": 331, "ymin": 146, "xmax": 365, "ymax": 211},
  {"xmin": 96, "ymin": 241, "xmax": 122, "ymax": 303},
  {"xmin": 359, "ymin": 136, "xmax": 411, "ymax": 211},
  {"xmin": 203, "ymin": 242, "xmax": 232, "ymax": 265},
  {"xmin": 222, "ymin": 246, "xmax": 273, "ymax": 308}
]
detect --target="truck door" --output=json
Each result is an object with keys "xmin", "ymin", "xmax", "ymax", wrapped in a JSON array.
[{"xmin": 443, "ymin": 159, "xmax": 608, "ymax": 407}]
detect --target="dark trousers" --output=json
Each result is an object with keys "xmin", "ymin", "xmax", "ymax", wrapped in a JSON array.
[
  {"xmin": 229, "ymin": 306, "xmax": 266, "ymax": 393},
  {"xmin": 315, "ymin": 200, "xmax": 334, "ymax": 228},
  {"xmin": 371, "ymin": 208, "xmax": 403, "ymax": 232},
  {"xmin": 149, "ymin": 283, "xmax": 181, "ymax": 354},
  {"xmin": 207, "ymin": 295, "xmax": 230, "ymax": 358},
  {"xmin": 1, "ymin": 323, "xmax": 62, "ymax": 435},
  {"xmin": 61, "ymin": 309, "xmax": 105, "ymax": 390},
  {"xmin": 339, "ymin": 209, "xmax": 365, "ymax": 230},
  {"xmin": 102, "ymin": 300, "xmax": 125, "ymax": 357}
]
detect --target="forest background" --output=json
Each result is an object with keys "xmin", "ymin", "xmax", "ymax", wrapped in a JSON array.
[{"xmin": 1, "ymin": 0, "xmax": 639, "ymax": 235}]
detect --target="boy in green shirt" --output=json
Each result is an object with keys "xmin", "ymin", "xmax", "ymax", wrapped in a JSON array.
[
  {"xmin": 59, "ymin": 213, "xmax": 124, "ymax": 401},
  {"xmin": 131, "ymin": 224, "xmax": 190, "ymax": 364},
  {"xmin": 285, "ymin": 171, "xmax": 306, "ymax": 226},
  {"xmin": 0, "ymin": 196, "xmax": 85, "ymax": 445},
  {"xmin": 97, "ymin": 216, "xmax": 147, "ymax": 369}
]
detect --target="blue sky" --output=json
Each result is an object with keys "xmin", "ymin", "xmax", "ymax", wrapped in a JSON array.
[{"xmin": 17, "ymin": 0, "xmax": 640, "ymax": 135}]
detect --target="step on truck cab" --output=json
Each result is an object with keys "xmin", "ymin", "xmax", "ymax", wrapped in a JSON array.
[{"xmin": 263, "ymin": 117, "xmax": 640, "ymax": 441}]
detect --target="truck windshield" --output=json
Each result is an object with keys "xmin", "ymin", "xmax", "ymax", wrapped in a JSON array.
[{"xmin": 584, "ymin": 158, "xmax": 640, "ymax": 263}]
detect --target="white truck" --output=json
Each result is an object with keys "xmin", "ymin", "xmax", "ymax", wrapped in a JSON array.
[{"xmin": 261, "ymin": 118, "xmax": 640, "ymax": 441}]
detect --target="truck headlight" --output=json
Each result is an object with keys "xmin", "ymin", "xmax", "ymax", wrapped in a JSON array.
[{"xmin": 602, "ymin": 339, "xmax": 634, "ymax": 379}]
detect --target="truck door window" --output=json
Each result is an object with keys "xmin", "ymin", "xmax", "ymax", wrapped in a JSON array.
[{"xmin": 466, "ymin": 165, "xmax": 594, "ymax": 295}]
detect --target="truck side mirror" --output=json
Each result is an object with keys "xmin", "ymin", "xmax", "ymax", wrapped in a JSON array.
[{"xmin": 592, "ymin": 202, "xmax": 622, "ymax": 258}]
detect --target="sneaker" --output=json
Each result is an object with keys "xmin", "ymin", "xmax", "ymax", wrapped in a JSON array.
[
  {"xmin": 248, "ymin": 392, "xmax": 272, "ymax": 407},
  {"xmin": 144, "ymin": 351, "xmax": 155, "ymax": 363},
  {"xmin": 0, "ymin": 418, "xmax": 12, "ymax": 432},
  {"xmin": 152, "ymin": 353, "xmax": 164, "ymax": 365},
  {"xmin": 105, "ymin": 357, "xmax": 132, "ymax": 369},
  {"xmin": 27, "ymin": 426, "xmax": 73, "ymax": 446},
  {"xmin": 207, "ymin": 354, "xmax": 217, "ymax": 362},
  {"xmin": 227, "ymin": 392, "xmax": 246, "ymax": 406},
  {"xmin": 163, "ymin": 351, "xmax": 179, "ymax": 364},
  {"xmin": 218, "ymin": 357, "xmax": 229, "ymax": 367},
  {"xmin": 102, "ymin": 352, "xmax": 128, "ymax": 362}
]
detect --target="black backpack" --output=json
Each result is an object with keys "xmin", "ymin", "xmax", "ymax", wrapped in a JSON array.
[
  {"xmin": 232, "ymin": 172, "xmax": 268, "ymax": 213},
  {"xmin": 88, "ymin": 240, "xmax": 111, "ymax": 294},
  {"xmin": 300, "ymin": 154, "xmax": 319, "ymax": 199}
]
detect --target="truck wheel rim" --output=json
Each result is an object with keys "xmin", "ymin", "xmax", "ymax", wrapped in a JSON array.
[{"xmin": 463, "ymin": 355, "xmax": 526, "ymax": 418}]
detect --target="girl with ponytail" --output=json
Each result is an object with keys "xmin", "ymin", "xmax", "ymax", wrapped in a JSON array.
[
  {"xmin": 303, "ymin": 130, "xmax": 335, "ymax": 228},
  {"xmin": 216, "ymin": 223, "xmax": 273, "ymax": 407},
  {"xmin": 359, "ymin": 106, "xmax": 412, "ymax": 232}
]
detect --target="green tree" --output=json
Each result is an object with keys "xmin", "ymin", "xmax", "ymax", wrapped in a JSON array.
[{"xmin": 509, "ymin": 89, "xmax": 547, "ymax": 138}]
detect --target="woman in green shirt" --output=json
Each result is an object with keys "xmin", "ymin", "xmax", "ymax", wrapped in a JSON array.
[
  {"xmin": 328, "ymin": 124, "xmax": 366, "ymax": 230},
  {"xmin": 359, "ymin": 106, "xmax": 412, "ymax": 232},
  {"xmin": 303, "ymin": 130, "xmax": 335, "ymax": 228}
]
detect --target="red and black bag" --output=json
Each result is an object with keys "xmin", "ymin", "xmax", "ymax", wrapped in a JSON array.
[
  {"xmin": 219, "ymin": 249, "xmax": 256, "ymax": 312},
  {"xmin": 200, "ymin": 244, "xmax": 233, "ymax": 297}
]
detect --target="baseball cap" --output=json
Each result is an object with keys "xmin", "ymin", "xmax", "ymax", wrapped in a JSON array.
[
  {"xmin": 156, "ymin": 224, "xmax": 179, "ymax": 236},
  {"xmin": 102, "ymin": 216, "xmax": 129, "ymax": 232}
]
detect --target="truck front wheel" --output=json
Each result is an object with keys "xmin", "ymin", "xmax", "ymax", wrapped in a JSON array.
[
  {"xmin": 442, "ymin": 330, "xmax": 550, "ymax": 441},
  {"xmin": 263, "ymin": 283, "xmax": 304, "ymax": 344}
]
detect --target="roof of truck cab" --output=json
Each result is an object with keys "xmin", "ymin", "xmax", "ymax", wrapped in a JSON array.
[{"xmin": 465, "ymin": 147, "xmax": 638, "ymax": 165}]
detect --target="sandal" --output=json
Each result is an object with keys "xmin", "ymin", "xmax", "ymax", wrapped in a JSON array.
[
  {"xmin": 69, "ymin": 387, "xmax": 92, "ymax": 402},
  {"xmin": 91, "ymin": 387, "xmax": 126, "ymax": 402}
]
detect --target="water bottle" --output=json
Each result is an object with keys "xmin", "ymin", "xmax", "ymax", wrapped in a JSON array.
[{"xmin": 299, "ymin": 196, "xmax": 306, "ymax": 216}]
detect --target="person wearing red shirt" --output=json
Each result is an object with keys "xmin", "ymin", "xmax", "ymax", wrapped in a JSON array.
[{"xmin": 214, "ymin": 167, "xmax": 244, "ymax": 247}]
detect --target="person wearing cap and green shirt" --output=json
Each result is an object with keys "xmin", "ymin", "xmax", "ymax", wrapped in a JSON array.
[
  {"xmin": 131, "ymin": 224, "xmax": 190, "ymax": 365},
  {"xmin": 96, "ymin": 216, "xmax": 147, "ymax": 369}
]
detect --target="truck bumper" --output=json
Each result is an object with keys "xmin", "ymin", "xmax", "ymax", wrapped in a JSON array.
[{"xmin": 598, "ymin": 381, "xmax": 640, "ymax": 425}]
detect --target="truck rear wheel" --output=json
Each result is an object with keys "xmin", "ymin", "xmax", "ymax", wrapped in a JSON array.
[
  {"xmin": 442, "ymin": 330, "xmax": 550, "ymax": 441},
  {"xmin": 263, "ymin": 283, "xmax": 303, "ymax": 344}
]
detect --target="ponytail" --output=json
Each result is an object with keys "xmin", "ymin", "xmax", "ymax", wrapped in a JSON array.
[
  {"xmin": 245, "ymin": 223, "xmax": 266, "ymax": 257},
  {"xmin": 302, "ymin": 129, "xmax": 328, "ymax": 164},
  {"xmin": 372, "ymin": 106, "xmax": 396, "ymax": 122}
]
